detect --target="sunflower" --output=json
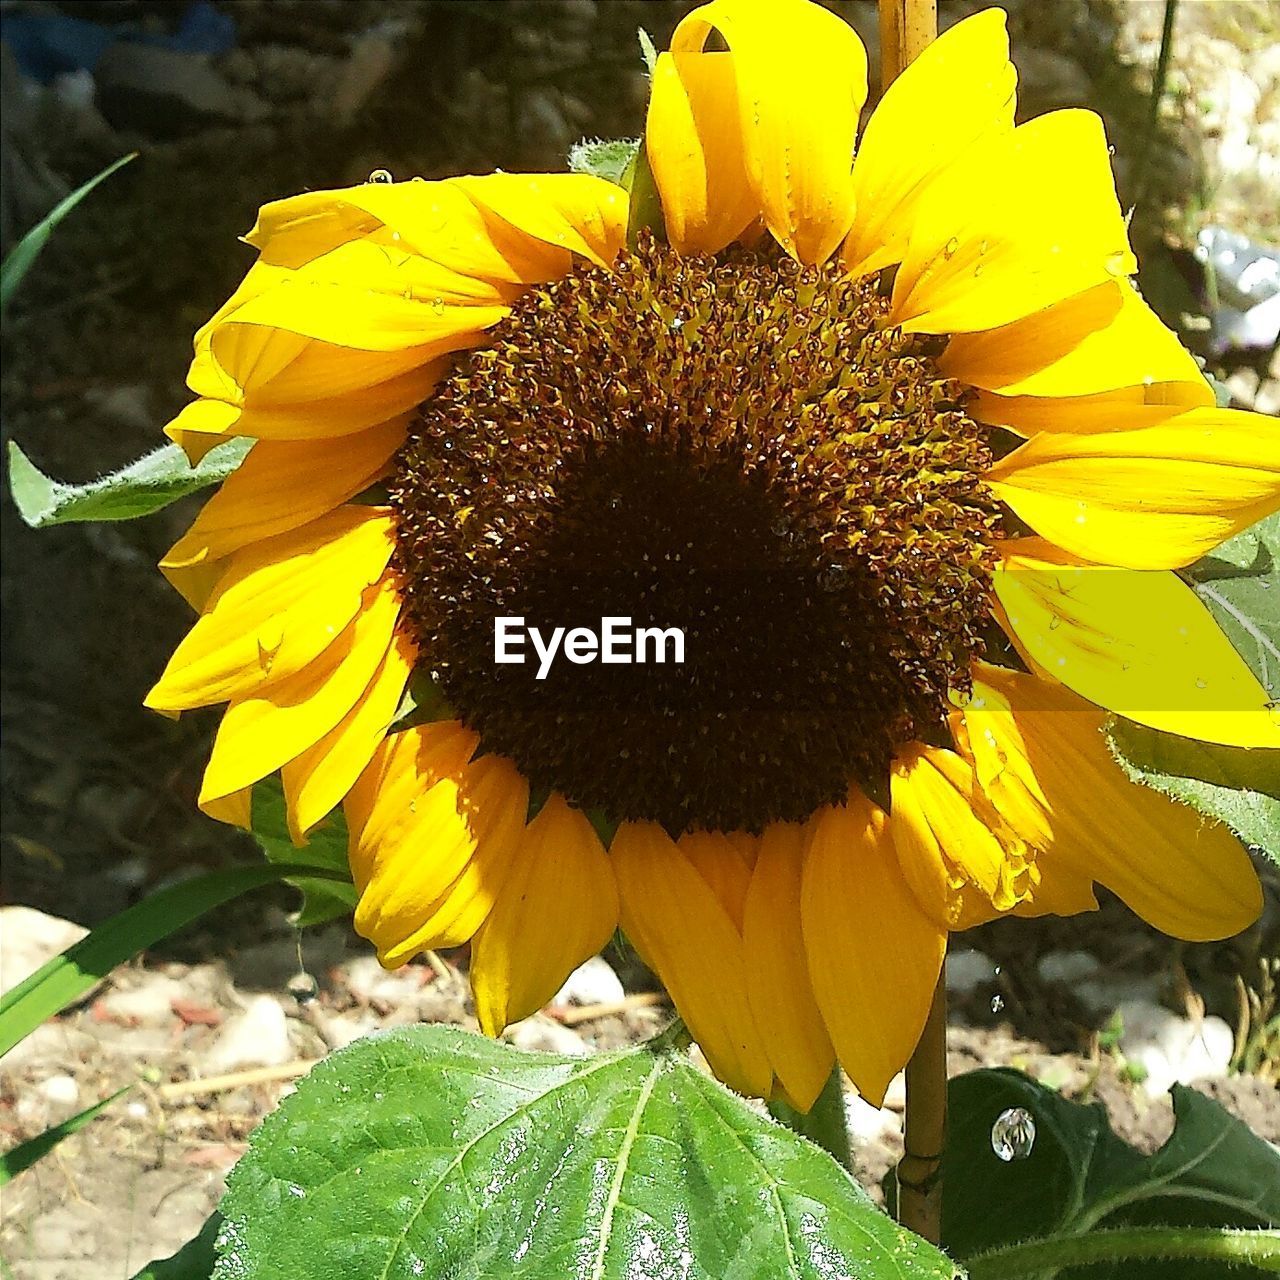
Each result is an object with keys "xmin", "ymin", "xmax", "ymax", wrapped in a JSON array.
[{"xmin": 148, "ymin": 1, "xmax": 1278, "ymax": 1111}]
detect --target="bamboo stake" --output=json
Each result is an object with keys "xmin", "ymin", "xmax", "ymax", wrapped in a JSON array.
[
  {"xmin": 897, "ymin": 973, "xmax": 948, "ymax": 1243},
  {"xmin": 880, "ymin": 0, "xmax": 945, "ymax": 1242},
  {"xmin": 878, "ymin": 0, "xmax": 936, "ymax": 87}
]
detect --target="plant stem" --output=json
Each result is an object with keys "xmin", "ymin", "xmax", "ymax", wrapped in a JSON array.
[
  {"xmin": 768, "ymin": 1066, "xmax": 853, "ymax": 1172},
  {"xmin": 897, "ymin": 967, "xmax": 947, "ymax": 1244},
  {"xmin": 967, "ymin": 1226, "xmax": 1280, "ymax": 1279},
  {"xmin": 1133, "ymin": 0, "xmax": 1179, "ymax": 209},
  {"xmin": 877, "ymin": 0, "xmax": 936, "ymax": 88}
]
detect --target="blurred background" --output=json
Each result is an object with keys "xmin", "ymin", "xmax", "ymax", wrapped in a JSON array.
[{"xmin": 0, "ymin": 2, "xmax": 1277, "ymax": 1276}]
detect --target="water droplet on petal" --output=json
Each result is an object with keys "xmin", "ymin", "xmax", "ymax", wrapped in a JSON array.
[
  {"xmin": 943, "ymin": 236, "xmax": 960, "ymax": 259},
  {"xmin": 991, "ymin": 1107, "xmax": 1036, "ymax": 1161},
  {"xmin": 1195, "ymin": 676, "xmax": 1208, "ymax": 689},
  {"xmin": 1266, "ymin": 700, "xmax": 1280, "ymax": 727},
  {"xmin": 1105, "ymin": 250, "xmax": 1129, "ymax": 276},
  {"xmin": 366, "ymin": 168, "xmax": 394, "ymax": 185},
  {"xmin": 1048, "ymin": 614, "xmax": 1061, "ymax": 630}
]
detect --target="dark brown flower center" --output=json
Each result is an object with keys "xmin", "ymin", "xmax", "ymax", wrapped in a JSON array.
[{"xmin": 389, "ymin": 235, "xmax": 1000, "ymax": 834}]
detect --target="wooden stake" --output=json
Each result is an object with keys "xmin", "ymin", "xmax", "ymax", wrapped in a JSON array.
[
  {"xmin": 897, "ymin": 970, "xmax": 948, "ymax": 1244},
  {"xmin": 878, "ymin": 0, "xmax": 937, "ymax": 86}
]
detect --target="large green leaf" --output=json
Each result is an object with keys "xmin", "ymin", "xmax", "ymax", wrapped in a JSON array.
[
  {"xmin": 216, "ymin": 1025, "xmax": 960, "ymax": 1280},
  {"xmin": 249, "ymin": 780, "xmax": 356, "ymax": 928},
  {"xmin": 0, "ymin": 862, "xmax": 349, "ymax": 1057},
  {"xmin": 938, "ymin": 1069, "xmax": 1280, "ymax": 1280},
  {"xmin": 1108, "ymin": 512, "xmax": 1280, "ymax": 859},
  {"xmin": 1, "ymin": 153, "xmax": 135, "ymax": 314},
  {"xmin": 7, "ymin": 438, "xmax": 251, "ymax": 529},
  {"xmin": 0, "ymin": 1086, "xmax": 131, "ymax": 1184}
]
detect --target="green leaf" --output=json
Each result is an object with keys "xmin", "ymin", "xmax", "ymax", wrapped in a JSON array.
[
  {"xmin": 938, "ymin": 1068, "xmax": 1280, "ymax": 1280},
  {"xmin": 1186, "ymin": 511, "xmax": 1279, "ymax": 696},
  {"xmin": 0, "ymin": 862, "xmax": 349, "ymax": 1057},
  {"xmin": 216, "ymin": 1024, "xmax": 959, "ymax": 1280},
  {"xmin": 0, "ymin": 1085, "xmax": 131, "ymax": 1184},
  {"xmin": 568, "ymin": 138, "xmax": 640, "ymax": 187},
  {"xmin": 7, "ymin": 438, "xmax": 252, "ymax": 529},
  {"xmin": 1, "ymin": 153, "xmax": 135, "ymax": 314},
  {"xmin": 1106, "ymin": 512, "xmax": 1280, "ymax": 859},
  {"xmin": 1108, "ymin": 719, "xmax": 1280, "ymax": 857},
  {"xmin": 129, "ymin": 1214, "xmax": 222, "ymax": 1280},
  {"xmin": 249, "ymin": 780, "xmax": 356, "ymax": 928}
]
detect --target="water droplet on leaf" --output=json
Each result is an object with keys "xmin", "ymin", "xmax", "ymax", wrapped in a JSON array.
[{"xmin": 991, "ymin": 1106, "xmax": 1036, "ymax": 1161}]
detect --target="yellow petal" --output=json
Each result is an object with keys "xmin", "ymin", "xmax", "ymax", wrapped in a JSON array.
[
  {"xmin": 971, "ymin": 381, "xmax": 1216, "ymax": 436},
  {"xmin": 742, "ymin": 821, "xmax": 835, "ymax": 1112},
  {"xmin": 613, "ymin": 820, "xmax": 773, "ymax": 1098},
  {"xmin": 845, "ymin": 9, "xmax": 1016, "ymax": 277},
  {"xmin": 941, "ymin": 281, "xmax": 1205, "ymax": 398},
  {"xmin": 146, "ymin": 506, "xmax": 395, "ymax": 712},
  {"xmin": 199, "ymin": 579, "xmax": 401, "ymax": 804},
  {"xmin": 646, "ymin": 51, "xmax": 758, "ymax": 255},
  {"xmin": 801, "ymin": 791, "xmax": 945, "ymax": 1106},
  {"xmin": 345, "ymin": 720, "xmax": 479, "ymax": 866},
  {"xmin": 249, "ymin": 179, "xmax": 571, "ymax": 284},
  {"xmin": 677, "ymin": 829, "xmax": 754, "ymax": 930},
  {"xmin": 987, "ymin": 406, "xmax": 1280, "ymax": 569},
  {"xmin": 890, "ymin": 744, "xmax": 1039, "ymax": 930},
  {"xmin": 204, "ymin": 248, "xmax": 508, "ymax": 356},
  {"xmin": 670, "ymin": 0, "xmax": 866, "ymax": 264},
  {"xmin": 163, "ymin": 416, "xmax": 407, "ymax": 571},
  {"xmin": 449, "ymin": 173, "xmax": 627, "ymax": 271},
  {"xmin": 200, "ymin": 787, "xmax": 252, "ymax": 829},
  {"xmin": 167, "ymin": 402, "xmax": 240, "ymax": 462},
  {"xmin": 282, "ymin": 629, "xmax": 416, "ymax": 844},
  {"xmin": 470, "ymin": 795, "xmax": 618, "ymax": 1035},
  {"xmin": 160, "ymin": 557, "xmax": 227, "ymax": 613},
  {"xmin": 892, "ymin": 110, "xmax": 1136, "ymax": 334},
  {"xmin": 966, "ymin": 664, "xmax": 1262, "ymax": 941},
  {"xmin": 347, "ymin": 730, "xmax": 529, "ymax": 967},
  {"xmin": 182, "ymin": 311, "xmax": 449, "ymax": 443},
  {"xmin": 993, "ymin": 539, "xmax": 1280, "ymax": 748}
]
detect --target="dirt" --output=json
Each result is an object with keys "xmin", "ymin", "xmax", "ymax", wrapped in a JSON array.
[{"xmin": 1, "ymin": 2, "xmax": 1277, "ymax": 1277}]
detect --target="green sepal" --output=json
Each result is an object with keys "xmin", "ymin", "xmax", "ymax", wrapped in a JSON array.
[{"xmin": 568, "ymin": 138, "xmax": 640, "ymax": 187}]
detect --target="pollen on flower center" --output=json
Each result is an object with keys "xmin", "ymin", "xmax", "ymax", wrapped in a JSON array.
[{"xmin": 389, "ymin": 235, "xmax": 1002, "ymax": 834}]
